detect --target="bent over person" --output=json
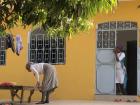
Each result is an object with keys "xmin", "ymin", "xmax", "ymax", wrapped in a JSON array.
[{"xmin": 26, "ymin": 62, "xmax": 58, "ymax": 104}]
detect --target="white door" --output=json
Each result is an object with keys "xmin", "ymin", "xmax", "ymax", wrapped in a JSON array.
[
  {"xmin": 96, "ymin": 30, "xmax": 116, "ymax": 94},
  {"xmin": 96, "ymin": 21, "xmax": 138, "ymax": 95}
]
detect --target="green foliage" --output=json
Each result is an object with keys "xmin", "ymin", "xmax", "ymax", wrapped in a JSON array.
[{"xmin": 0, "ymin": 0, "xmax": 117, "ymax": 37}]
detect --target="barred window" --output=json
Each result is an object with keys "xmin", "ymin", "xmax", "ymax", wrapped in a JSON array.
[
  {"xmin": 0, "ymin": 36, "xmax": 6, "ymax": 65},
  {"xmin": 28, "ymin": 34, "xmax": 66, "ymax": 64},
  {"xmin": 97, "ymin": 21, "xmax": 137, "ymax": 49},
  {"xmin": 97, "ymin": 31, "xmax": 116, "ymax": 48}
]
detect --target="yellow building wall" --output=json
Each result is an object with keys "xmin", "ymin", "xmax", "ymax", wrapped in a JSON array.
[
  {"xmin": 0, "ymin": 0, "xmax": 140, "ymax": 101},
  {"xmin": 0, "ymin": 26, "xmax": 95, "ymax": 101}
]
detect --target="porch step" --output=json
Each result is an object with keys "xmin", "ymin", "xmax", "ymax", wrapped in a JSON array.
[{"xmin": 96, "ymin": 95, "xmax": 138, "ymax": 102}]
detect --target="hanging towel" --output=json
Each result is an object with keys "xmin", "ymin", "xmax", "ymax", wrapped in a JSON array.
[
  {"xmin": 16, "ymin": 35, "xmax": 23, "ymax": 56},
  {"xmin": 6, "ymin": 34, "xmax": 15, "ymax": 53}
]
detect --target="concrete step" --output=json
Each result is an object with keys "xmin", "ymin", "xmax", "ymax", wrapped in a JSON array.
[{"xmin": 96, "ymin": 95, "xmax": 138, "ymax": 102}]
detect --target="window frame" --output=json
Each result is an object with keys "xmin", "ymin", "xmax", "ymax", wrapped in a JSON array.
[
  {"xmin": 27, "ymin": 32, "xmax": 66, "ymax": 65},
  {"xmin": 0, "ymin": 36, "xmax": 6, "ymax": 66}
]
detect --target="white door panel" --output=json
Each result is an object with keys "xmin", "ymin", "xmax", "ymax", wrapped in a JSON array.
[
  {"xmin": 96, "ymin": 49, "xmax": 116, "ymax": 94},
  {"xmin": 96, "ymin": 64, "xmax": 115, "ymax": 94},
  {"xmin": 97, "ymin": 50, "xmax": 115, "ymax": 64}
]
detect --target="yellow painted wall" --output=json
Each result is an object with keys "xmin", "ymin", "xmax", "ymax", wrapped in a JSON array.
[
  {"xmin": 0, "ymin": 0, "xmax": 140, "ymax": 101},
  {"xmin": 94, "ymin": 0, "xmax": 140, "ymax": 27},
  {"xmin": 0, "ymin": 26, "xmax": 95, "ymax": 101}
]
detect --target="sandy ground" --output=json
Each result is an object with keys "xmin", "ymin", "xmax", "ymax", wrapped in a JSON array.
[{"xmin": 14, "ymin": 100, "xmax": 140, "ymax": 105}]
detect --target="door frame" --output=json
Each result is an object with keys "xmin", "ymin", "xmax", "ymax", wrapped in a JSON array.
[{"xmin": 95, "ymin": 21, "xmax": 139, "ymax": 95}]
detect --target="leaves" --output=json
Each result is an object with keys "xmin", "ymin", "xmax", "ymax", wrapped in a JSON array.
[{"xmin": 0, "ymin": 0, "xmax": 117, "ymax": 37}]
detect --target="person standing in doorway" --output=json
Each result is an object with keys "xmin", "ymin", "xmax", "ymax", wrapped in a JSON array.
[
  {"xmin": 114, "ymin": 45, "xmax": 126, "ymax": 95},
  {"xmin": 26, "ymin": 62, "xmax": 58, "ymax": 104}
]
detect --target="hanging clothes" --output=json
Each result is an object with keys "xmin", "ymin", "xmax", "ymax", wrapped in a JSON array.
[
  {"xmin": 6, "ymin": 34, "xmax": 15, "ymax": 53},
  {"xmin": 16, "ymin": 35, "xmax": 23, "ymax": 56}
]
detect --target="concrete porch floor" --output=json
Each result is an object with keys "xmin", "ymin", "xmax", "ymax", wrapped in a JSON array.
[{"xmin": 14, "ymin": 100, "xmax": 140, "ymax": 105}]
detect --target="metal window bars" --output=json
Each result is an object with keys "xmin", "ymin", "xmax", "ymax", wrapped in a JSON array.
[
  {"xmin": 97, "ymin": 21, "xmax": 138, "ymax": 49},
  {"xmin": 29, "ymin": 34, "xmax": 65, "ymax": 64},
  {"xmin": 0, "ymin": 36, "xmax": 6, "ymax": 65}
]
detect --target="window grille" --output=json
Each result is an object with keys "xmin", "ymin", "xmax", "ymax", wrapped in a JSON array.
[
  {"xmin": 28, "ymin": 34, "xmax": 65, "ymax": 64},
  {"xmin": 0, "ymin": 37, "xmax": 6, "ymax": 65},
  {"xmin": 97, "ymin": 21, "xmax": 137, "ymax": 49},
  {"xmin": 97, "ymin": 31, "xmax": 115, "ymax": 48}
]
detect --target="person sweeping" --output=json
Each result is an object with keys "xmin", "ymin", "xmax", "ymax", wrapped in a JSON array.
[{"xmin": 26, "ymin": 62, "xmax": 58, "ymax": 104}]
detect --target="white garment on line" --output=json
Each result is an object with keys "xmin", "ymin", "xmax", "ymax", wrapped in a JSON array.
[{"xmin": 16, "ymin": 35, "xmax": 23, "ymax": 55}]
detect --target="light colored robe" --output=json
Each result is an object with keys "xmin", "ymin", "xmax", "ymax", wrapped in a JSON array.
[
  {"xmin": 30, "ymin": 63, "xmax": 58, "ymax": 92},
  {"xmin": 116, "ymin": 52, "xmax": 126, "ymax": 84}
]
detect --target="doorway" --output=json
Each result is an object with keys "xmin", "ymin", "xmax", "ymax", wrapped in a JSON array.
[
  {"xmin": 96, "ymin": 21, "xmax": 138, "ymax": 95},
  {"xmin": 117, "ymin": 30, "xmax": 137, "ymax": 95}
]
